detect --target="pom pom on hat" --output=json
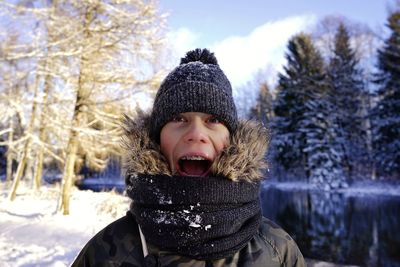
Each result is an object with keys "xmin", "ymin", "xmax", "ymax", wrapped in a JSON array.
[
  {"xmin": 149, "ymin": 48, "xmax": 238, "ymax": 143},
  {"xmin": 180, "ymin": 48, "xmax": 218, "ymax": 65}
]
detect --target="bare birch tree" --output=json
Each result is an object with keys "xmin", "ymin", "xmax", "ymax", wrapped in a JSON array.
[
  {"xmin": 0, "ymin": 36, "xmax": 26, "ymax": 184},
  {"xmin": 0, "ymin": 6, "xmax": 40, "ymax": 194},
  {"xmin": 1, "ymin": 0, "xmax": 166, "ymax": 214},
  {"xmin": 48, "ymin": 0, "xmax": 166, "ymax": 214},
  {"xmin": 0, "ymin": 1, "xmax": 55, "ymax": 198}
]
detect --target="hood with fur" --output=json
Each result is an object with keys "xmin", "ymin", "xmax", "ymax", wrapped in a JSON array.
[{"xmin": 122, "ymin": 113, "xmax": 270, "ymax": 182}]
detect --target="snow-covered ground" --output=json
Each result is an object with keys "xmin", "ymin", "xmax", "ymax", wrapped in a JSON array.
[
  {"xmin": 0, "ymin": 182, "xmax": 130, "ymax": 267},
  {"xmin": 1, "ymin": 180, "xmax": 384, "ymax": 267},
  {"xmin": 263, "ymin": 180, "xmax": 400, "ymax": 197}
]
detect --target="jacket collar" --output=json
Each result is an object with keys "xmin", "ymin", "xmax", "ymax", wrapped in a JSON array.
[{"xmin": 122, "ymin": 113, "xmax": 269, "ymax": 182}]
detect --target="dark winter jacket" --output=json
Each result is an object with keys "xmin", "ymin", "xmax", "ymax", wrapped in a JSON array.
[
  {"xmin": 72, "ymin": 115, "xmax": 306, "ymax": 267},
  {"xmin": 72, "ymin": 212, "xmax": 304, "ymax": 267}
]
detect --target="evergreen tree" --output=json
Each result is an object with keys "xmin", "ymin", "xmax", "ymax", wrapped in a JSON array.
[
  {"xmin": 272, "ymin": 33, "xmax": 326, "ymax": 177},
  {"xmin": 370, "ymin": 11, "xmax": 400, "ymax": 178},
  {"xmin": 250, "ymin": 82, "xmax": 274, "ymax": 126},
  {"xmin": 272, "ymin": 33, "xmax": 347, "ymax": 188},
  {"xmin": 328, "ymin": 23, "xmax": 367, "ymax": 179},
  {"xmin": 302, "ymin": 96, "xmax": 347, "ymax": 189}
]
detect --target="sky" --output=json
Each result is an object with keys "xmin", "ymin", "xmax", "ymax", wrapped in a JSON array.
[{"xmin": 159, "ymin": 0, "xmax": 391, "ymax": 89}]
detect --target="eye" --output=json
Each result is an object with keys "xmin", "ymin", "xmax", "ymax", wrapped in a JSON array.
[
  {"xmin": 207, "ymin": 116, "xmax": 223, "ymax": 124},
  {"xmin": 170, "ymin": 114, "xmax": 185, "ymax": 123}
]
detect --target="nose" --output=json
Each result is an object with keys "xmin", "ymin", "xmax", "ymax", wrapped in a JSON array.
[{"xmin": 184, "ymin": 120, "xmax": 209, "ymax": 144}]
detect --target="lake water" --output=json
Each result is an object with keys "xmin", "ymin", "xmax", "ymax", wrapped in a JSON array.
[{"xmin": 261, "ymin": 185, "xmax": 400, "ymax": 267}]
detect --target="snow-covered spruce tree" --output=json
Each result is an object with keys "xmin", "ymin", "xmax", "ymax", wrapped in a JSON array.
[
  {"xmin": 370, "ymin": 10, "xmax": 400, "ymax": 179},
  {"xmin": 272, "ymin": 33, "xmax": 347, "ymax": 189},
  {"xmin": 327, "ymin": 23, "xmax": 368, "ymax": 180},
  {"xmin": 272, "ymin": 33, "xmax": 321, "ymax": 180},
  {"xmin": 302, "ymin": 97, "xmax": 348, "ymax": 190}
]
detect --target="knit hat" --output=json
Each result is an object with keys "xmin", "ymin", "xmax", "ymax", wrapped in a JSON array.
[{"xmin": 149, "ymin": 48, "xmax": 238, "ymax": 143}]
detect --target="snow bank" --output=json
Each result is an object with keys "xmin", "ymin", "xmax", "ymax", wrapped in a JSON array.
[
  {"xmin": 263, "ymin": 180, "xmax": 400, "ymax": 197},
  {"xmin": 0, "ymin": 182, "xmax": 130, "ymax": 267}
]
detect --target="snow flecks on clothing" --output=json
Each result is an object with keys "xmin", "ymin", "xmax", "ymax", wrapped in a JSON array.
[
  {"xmin": 152, "ymin": 187, "xmax": 173, "ymax": 205},
  {"xmin": 155, "ymin": 212, "xmax": 168, "ymax": 224},
  {"xmin": 189, "ymin": 222, "xmax": 201, "ymax": 228},
  {"xmin": 188, "ymin": 215, "xmax": 202, "ymax": 228},
  {"xmin": 160, "ymin": 198, "xmax": 173, "ymax": 205},
  {"xmin": 153, "ymin": 209, "xmax": 204, "ymax": 229}
]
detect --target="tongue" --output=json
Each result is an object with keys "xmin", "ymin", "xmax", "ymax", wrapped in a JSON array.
[{"xmin": 181, "ymin": 160, "xmax": 209, "ymax": 176}]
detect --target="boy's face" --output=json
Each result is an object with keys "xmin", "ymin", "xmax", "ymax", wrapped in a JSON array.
[{"xmin": 160, "ymin": 112, "xmax": 230, "ymax": 177}]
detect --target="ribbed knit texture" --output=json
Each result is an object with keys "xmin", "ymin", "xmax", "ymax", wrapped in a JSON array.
[
  {"xmin": 149, "ymin": 49, "xmax": 238, "ymax": 143},
  {"xmin": 126, "ymin": 174, "xmax": 262, "ymax": 260}
]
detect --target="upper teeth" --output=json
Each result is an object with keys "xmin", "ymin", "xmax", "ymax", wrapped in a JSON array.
[{"xmin": 181, "ymin": 156, "xmax": 206, "ymax": 160}]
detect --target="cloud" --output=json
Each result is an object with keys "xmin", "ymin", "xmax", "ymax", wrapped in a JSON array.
[
  {"xmin": 164, "ymin": 27, "xmax": 201, "ymax": 67},
  {"xmin": 163, "ymin": 15, "xmax": 316, "ymax": 93},
  {"xmin": 210, "ymin": 15, "xmax": 317, "ymax": 89}
]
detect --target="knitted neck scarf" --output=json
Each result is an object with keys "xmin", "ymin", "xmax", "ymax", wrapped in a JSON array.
[{"xmin": 126, "ymin": 174, "xmax": 262, "ymax": 260}]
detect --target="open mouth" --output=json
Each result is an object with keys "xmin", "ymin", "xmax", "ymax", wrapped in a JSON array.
[{"xmin": 177, "ymin": 156, "xmax": 212, "ymax": 177}]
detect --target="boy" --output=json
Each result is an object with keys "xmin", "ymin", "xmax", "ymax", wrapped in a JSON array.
[{"xmin": 72, "ymin": 48, "xmax": 305, "ymax": 266}]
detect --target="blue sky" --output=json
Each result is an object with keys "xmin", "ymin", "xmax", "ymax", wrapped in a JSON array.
[{"xmin": 159, "ymin": 1, "xmax": 391, "ymax": 89}]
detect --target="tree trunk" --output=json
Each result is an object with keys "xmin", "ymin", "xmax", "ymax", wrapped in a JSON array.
[
  {"xmin": 33, "ymin": 66, "xmax": 51, "ymax": 190},
  {"xmin": 8, "ymin": 140, "xmax": 31, "ymax": 200},
  {"xmin": 59, "ymin": 75, "xmax": 87, "ymax": 214},
  {"xmin": 8, "ymin": 84, "xmax": 39, "ymax": 201},
  {"xmin": 33, "ymin": 0, "xmax": 58, "ymax": 190},
  {"xmin": 33, "ymin": 144, "xmax": 45, "ymax": 190},
  {"xmin": 60, "ymin": 129, "xmax": 79, "ymax": 215},
  {"xmin": 6, "ymin": 121, "xmax": 14, "ymax": 182},
  {"xmin": 59, "ymin": 5, "xmax": 93, "ymax": 215},
  {"xmin": 366, "ymin": 93, "xmax": 375, "ymax": 180}
]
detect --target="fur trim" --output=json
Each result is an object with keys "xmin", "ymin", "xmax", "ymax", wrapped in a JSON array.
[
  {"xmin": 122, "ymin": 113, "xmax": 269, "ymax": 182},
  {"xmin": 211, "ymin": 120, "xmax": 269, "ymax": 182}
]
